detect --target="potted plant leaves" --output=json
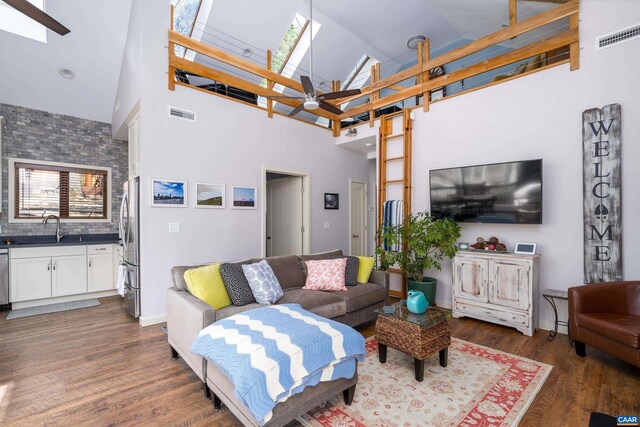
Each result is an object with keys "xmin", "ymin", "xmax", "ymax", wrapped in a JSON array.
[{"xmin": 375, "ymin": 211, "xmax": 461, "ymax": 306}]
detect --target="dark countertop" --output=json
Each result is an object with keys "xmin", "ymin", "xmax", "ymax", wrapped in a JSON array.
[{"xmin": 0, "ymin": 233, "xmax": 120, "ymax": 250}]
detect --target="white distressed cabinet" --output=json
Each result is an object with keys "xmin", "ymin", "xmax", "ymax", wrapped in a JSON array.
[{"xmin": 452, "ymin": 251, "xmax": 539, "ymax": 336}]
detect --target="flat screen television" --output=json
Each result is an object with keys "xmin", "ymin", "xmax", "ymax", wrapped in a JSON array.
[{"xmin": 430, "ymin": 159, "xmax": 543, "ymax": 224}]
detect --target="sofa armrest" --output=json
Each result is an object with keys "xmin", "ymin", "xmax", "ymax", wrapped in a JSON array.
[
  {"xmin": 166, "ymin": 287, "xmax": 217, "ymax": 381},
  {"xmin": 369, "ymin": 270, "xmax": 390, "ymax": 302}
]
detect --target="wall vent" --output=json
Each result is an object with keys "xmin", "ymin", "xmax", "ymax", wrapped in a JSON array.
[
  {"xmin": 596, "ymin": 23, "xmax": 640, "ymax": 50},
  {"xmin": 168, "ymin": 106, "xmax": 196, "ymax": 122}
]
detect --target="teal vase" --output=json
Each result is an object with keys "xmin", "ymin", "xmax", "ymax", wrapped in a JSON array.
[{"xmin": 407, "ymin": 290, "xmax": 428, "ymax": 314}]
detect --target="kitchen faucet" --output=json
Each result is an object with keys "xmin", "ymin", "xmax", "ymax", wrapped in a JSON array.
[{"xmin": 42, "ymin": 215, "xmax": 65, "ymax": 243}]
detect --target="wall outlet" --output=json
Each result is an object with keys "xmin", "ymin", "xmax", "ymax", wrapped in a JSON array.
[
  {"xmin": 323, "ymin": 221, "xmax": 330, "ymax": 230},
  {"xmin": 169, "ymin": 222, "xmax": 180, "ymax": 233}
]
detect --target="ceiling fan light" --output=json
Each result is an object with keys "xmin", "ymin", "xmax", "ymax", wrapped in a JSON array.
[{"xmin": 304, "ymin": 99, "xmax": 320, "ymax": 110}]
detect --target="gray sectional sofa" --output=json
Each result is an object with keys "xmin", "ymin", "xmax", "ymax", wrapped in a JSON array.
[{"xmin": 166, "ymin": 249, "xmax": 390, "ymax": 396}]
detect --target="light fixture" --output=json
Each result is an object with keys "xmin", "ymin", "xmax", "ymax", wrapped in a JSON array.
[
  {"xmin": 406, "ymin": 35, "xmax": 427, "ymax": 49},
  {"xmin": 365, "ymin": 142, "xmax": 374, "ymax": 147},
  {"xmin": 346, "ymin": 127, "xmax": 358, "ymax": 137},
  {"xmin": 318, "ymin": 81, "xmax": 327, "ymax": 89},
  {"xmin": 242, "ymin": 48, "xmax": 252, "ymax": 57},
  {"xmin": 59, "ymin": 68, "xmax": 75, "ymax": 79},
  {"xmin": 304, "ymin": 97, "xmax": 319, "ymax": 110}
]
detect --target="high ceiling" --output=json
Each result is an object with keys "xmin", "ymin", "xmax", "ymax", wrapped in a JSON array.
[{"xmin": 0, "ymin": 0, "xmax": 131, "ymax": 123}]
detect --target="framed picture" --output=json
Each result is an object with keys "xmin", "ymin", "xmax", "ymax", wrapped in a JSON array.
[
  {"xmin": 151, "ymin": 178, "xmax": 186, "ymax": 207},
  {"xmin": 324, "ymin": 193, "xmax": 339, "ymax": 210},
  {"xmin": 195, "ymin": 183, "xmax": 225, "ymax": 209},
  {"xmin": 232, "ymin": 186, "xmax": 257, "ymax": 209}
]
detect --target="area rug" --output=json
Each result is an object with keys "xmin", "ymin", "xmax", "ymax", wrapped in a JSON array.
[
  {"xmin": 299, "ymin": 337, "xmax": 552, "ymax": 427},
  {"xmin": 6, "ymin": 299, "xmax": 100, "ymax": 319}
]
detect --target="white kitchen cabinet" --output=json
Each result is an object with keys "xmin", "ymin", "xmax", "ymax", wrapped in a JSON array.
[
  {"xmin": 10, "ymin": 256, "xmax": 52, "ymax": 302},
  {"xmin": 88, "ymin": 254, "xmax": 115, "ymax": 292},
  {"xmin": 452, "ymin": 251, "xmax": 539, "ymax": 336},
  {"xmin": 52, "ymin": 255, "xmax": 88, "ymax": 297},
  {"xmin": 10, "ymin": 244, "xmax": 116, "ymax": 307}
]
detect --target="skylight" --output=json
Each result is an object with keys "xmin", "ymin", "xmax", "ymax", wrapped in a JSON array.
[
  {"xmin": 272, "ymin": 13, "xmax": 309, "ymax": 74},
  {"xmin": 0, "ymin": 0, "xmax": 47, "ymax": 43},
  {"xmin": 343, "ymin": 55, "xmax": 379, "ymax": 91},
  {"xmin": 172, "ymin": 0, "xmax": 202, "ymax": 57}
]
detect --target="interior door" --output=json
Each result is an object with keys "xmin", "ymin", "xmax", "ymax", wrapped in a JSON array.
[
  {"xmin": 350, "ymin": 180, "xmax": 367, "ymax": 256},
  {"xmin": 267, "ymin": 176, "xmax": 303, "ymax": 256}
]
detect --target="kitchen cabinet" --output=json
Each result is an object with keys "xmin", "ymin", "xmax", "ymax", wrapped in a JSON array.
[
  {"xmin": 10, "ymin": 244, "xmax": 116, "ymax": 306},
  {"xmin": 88, "ymin": 245, "xmax": 115, "ymax": 292},
  {"xmin": 452, "ymin": 251, "xmax": 539, "ymax": 336}
]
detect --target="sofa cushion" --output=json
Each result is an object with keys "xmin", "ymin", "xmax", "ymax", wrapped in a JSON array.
[
  {"xmin": 578, "ymin": 312, "xmax": 640, "ymax": 348},
  {"xmin": 220, "ymin": 261, "xmax": 256, "ymax": 306},
  {"xmin": 277, "ymin": 289, "xmax": 346, "ymax": 319},
  {"xmin": 303, "ymin": 258, "xmax": 348, "ymax": 292},
  {"xmin": 183, "ymin": 263, "xmax": 232, "ymax": 309},
  {"xmin": 265, "ymin": 255, "xmax": 306, "ymax": 290},
  {"xmin": 171, "ymin": 263, "xmax": 212, "ymax": 291},
  {"xmin": 216, "ymin": 303, "xmax": 262, "ymax": 321},
  {"xmin": 356, "ymin": 256, "xmax": 375, "ymax": 284},
  {"xmin": 345, "ymin": 256, "xmax": 360, "ymax": 287},
  {"xmin": 332, "ymin": 282, "xmax": 388, "ymax": 313},
  {"xmin": 299, "ymin": 249, "xmax": 344, "ymax": 262},
  {"xmin": 242, "ymin": 260, "xmax": 284, "ymax": 305}
]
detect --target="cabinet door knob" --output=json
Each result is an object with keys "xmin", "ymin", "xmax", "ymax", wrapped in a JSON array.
[
  {"xmin": 89, "ymin": 258, "xmax": 92, "ymax": 267},
  {"xmin": 52, "ymin": 261, "xmax": 56, "ymax": 271},
  {"xmin": 47, "ymin": 262, "xmax": 50, "ymax": 271}
]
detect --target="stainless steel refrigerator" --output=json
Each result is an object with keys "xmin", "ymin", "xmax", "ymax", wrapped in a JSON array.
[{"xmin": 120, "ymin": 177, "xmax": 141, "ymax": 318}]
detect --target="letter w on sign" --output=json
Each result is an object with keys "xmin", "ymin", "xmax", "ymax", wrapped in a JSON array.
[{"xmin": 582, "ymin": 104, "xmax": 622, "ymax": 283}]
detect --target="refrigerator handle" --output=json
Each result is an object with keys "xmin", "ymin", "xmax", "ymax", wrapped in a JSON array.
[{"xmin": 120, "ymin": 191, "xmax": 128, "ymax": 252}]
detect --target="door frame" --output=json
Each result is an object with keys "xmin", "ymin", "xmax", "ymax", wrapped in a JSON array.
[
  {"xmin": 348, "ymin": 179, "xmax": 368, "ymax": 256},
  {"xmin": 261, "ymin": 166, "xmax": 311, "ymax": 258}
]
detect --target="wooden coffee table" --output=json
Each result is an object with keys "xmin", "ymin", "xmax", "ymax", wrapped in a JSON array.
[{"xmin": 375, "ymin": 304, "xmax": 451, "ymax": 382}]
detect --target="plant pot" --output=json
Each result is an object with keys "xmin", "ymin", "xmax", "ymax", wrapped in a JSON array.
[{"xmin": 407, "ymin": 277, "xmax": 437, "ymax": 307}]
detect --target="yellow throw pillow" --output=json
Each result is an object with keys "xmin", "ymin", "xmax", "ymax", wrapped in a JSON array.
[
  {"xmin": 183, "ymin": 263, "xmax": 232, "ymax": 309},
  {"xmin": 356, "ymin": 256, "xmax": 375, "ymax": 284}
]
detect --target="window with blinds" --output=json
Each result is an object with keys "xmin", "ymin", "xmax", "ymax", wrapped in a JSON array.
[{"xmin": 14, "ymin": 161, "xmax": 109, "ymax": 220}]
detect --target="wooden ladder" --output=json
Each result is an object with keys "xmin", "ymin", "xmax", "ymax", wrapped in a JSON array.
[{"xmin": 377, "ymin": 108, "xmax": 413, "ymax": 299}]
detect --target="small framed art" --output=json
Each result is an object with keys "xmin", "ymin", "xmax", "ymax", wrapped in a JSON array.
[
  {"xmin": 232, "ymin": 186, "xmax": 257, "ymax": 209},
  {"xmin": 195, "ymin": 183, "xmax": 225, "ymax": 208},
  {"xmin": 324, "ymin": 193, "xmax": 339, "ymax": 210},
  {"xmin": 151, "ymin": 178, "xmax": 187, "ymax": 207}
]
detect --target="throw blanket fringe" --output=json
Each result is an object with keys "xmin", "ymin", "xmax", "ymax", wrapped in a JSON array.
[{"xmin": 190, "ymin": 304, "xmax": 365, "ymax": 426}]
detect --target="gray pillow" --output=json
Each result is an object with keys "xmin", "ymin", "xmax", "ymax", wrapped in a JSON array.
[
  {"xmin": 242, "ymin": 260, "xmax": 284, "ymax": 305},
  {"xmin": 345, "ymin": 256, "xmax": 360, "ymax": 286},
  {"xmin": 220, "ymin": 261, "xmax": 256, "ymax": 306}
]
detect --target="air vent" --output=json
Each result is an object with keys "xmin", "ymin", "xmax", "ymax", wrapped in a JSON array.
[
  {"xmin": 168, "ymin": 106, "xmax": 196, "ymax": 122},
  {"xmin": 596, "ymin": 23, "xmax": 640, "ymax": 50}
]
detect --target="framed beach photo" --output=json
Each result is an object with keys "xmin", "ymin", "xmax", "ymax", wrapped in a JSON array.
[
  {"xmin": 151, "ymin": 178, "xmax": 187, "ymax": 207},
  {"xmin": 195, "ymin": 183, "xmax": 225, "ymax": 209},
  {"xmin": 232, "ymin": 186, "xmax": 257, "ymax": 209},
  {"xmin": 324, "ymin": 193, "xmax": 339, "ymax": 210}
]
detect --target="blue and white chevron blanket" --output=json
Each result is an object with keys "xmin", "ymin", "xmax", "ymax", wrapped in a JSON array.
[{"xmin": 190, "ymin": 304, "xmax": 365, "ymax": 426}]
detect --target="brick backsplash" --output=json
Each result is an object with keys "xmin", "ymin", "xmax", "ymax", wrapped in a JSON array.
[{"xmin": 0, "ymin": 103, "xmax": 128, "ymax": 235}]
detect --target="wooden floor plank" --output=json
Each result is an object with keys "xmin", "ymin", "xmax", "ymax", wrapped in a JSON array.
[{"xmin": 1, "ymin": 296, "xmax": 638, "ymax": 426}]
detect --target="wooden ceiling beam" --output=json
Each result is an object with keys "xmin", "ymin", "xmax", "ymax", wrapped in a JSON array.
[
  {"xmin": 339, "ymin": 29, "xmax": 577, "ymax": 119},
  {"xmin": 336, "ymin": 0, "xmax": 577, "ymax": 104},
  {"xmin": 170, "ymin": 56, "xmax": 341, "ymax": 121}
]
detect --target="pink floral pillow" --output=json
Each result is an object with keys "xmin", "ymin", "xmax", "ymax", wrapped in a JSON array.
[{"xmin": 303, "ymin": 258, "xmax": 348, "ymax": 291}]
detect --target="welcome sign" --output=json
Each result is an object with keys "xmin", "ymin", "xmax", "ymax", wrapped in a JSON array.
[{"xmin": 582, "ymin": 103, "xmax": 622, "ymax": 283}]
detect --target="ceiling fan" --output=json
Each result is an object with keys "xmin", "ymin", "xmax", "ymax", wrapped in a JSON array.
[
  {"xmin": 268, "ymin": 0, "xmax": 360, "ymax": 117},
  {"xmin": 3, "ymin": 0, "xmax": 70, "ymax": 36}
]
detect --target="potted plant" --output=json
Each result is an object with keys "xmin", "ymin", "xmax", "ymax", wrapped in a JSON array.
[{"xmin": 375, "ymin": 211, "xmax": 461, "ymax": 306}]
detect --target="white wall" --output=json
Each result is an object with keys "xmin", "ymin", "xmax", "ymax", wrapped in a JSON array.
[
  {"xmin": 112, "ymin": 0, "xmax": 143, "ymax": 140},
  {"xmin": 136, "ymin": 0, "xmax": 369, "ymax": 321},
  {"xmin": 411, "ymin": 0, "xmax": 640, "ymax": 333}
]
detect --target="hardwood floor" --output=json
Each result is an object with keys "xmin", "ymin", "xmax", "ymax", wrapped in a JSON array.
[{"xmin": 1, "ymin": 296, "xmax": 638, "ymax": 426}]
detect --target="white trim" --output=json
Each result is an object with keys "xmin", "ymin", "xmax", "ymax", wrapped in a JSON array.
[
  {"xmin": 139, "ymin": 313, "xmax": 166, "ymax": 327},
  {"xmin": 8, "ymin": 157, "xmax": 112, "ymax": 223},
  {"xmin": 194, "ymin": 182, "xmax": 225, "ymax": 209},
  {"xmin": 150, "ymin": 178, "xmax": 187, "ymax": 208},
  {"xmin": 348, "ymin": 179, "xmax": 368, "ymax": 256},
  {"xmin": 261, "ymin": 167, "xmax": 311, "ymax": 257}
]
